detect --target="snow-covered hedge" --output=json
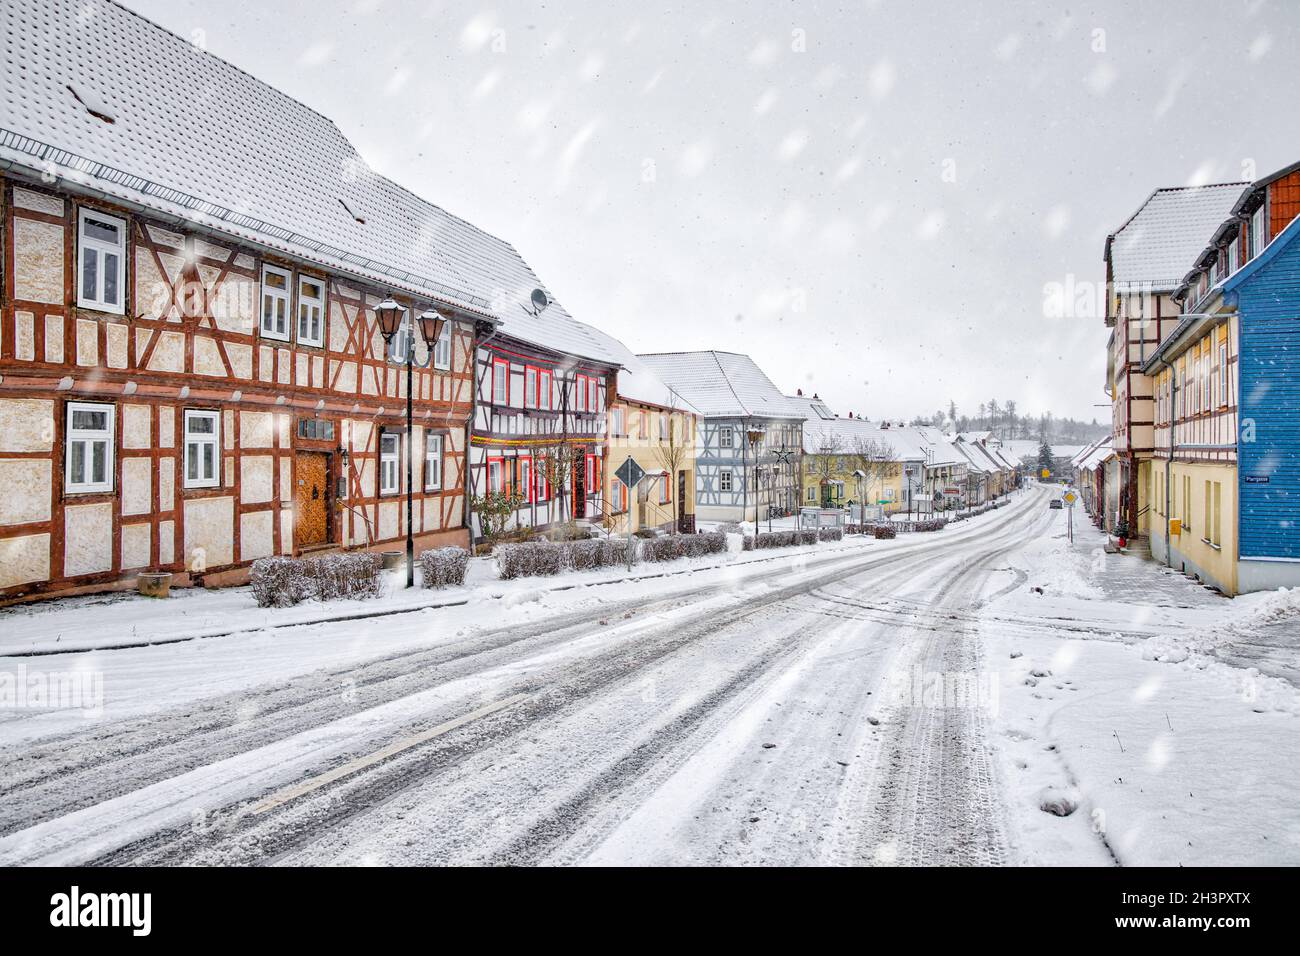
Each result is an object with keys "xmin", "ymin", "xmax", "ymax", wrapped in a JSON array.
[
  {"xmin": 496, "ymin": 541, "xmax": 566, "ymax": 580},
  {"xmin": 419, "ymin": 547, "xmax": 469, "ymax": 589},
  {"xmin": 250, "ymin": 557, "xmax": 309, "ymax": 608},
  {"xmin": 304, "ymin": 553, "xmax": 383, "ymax": 601},
  {"xmin": 742, "ymin": 529, "xmax": 829, "ymax": 551},
  {"xmin": 496, "ymin": 537, "xmax": 640, "ymax": 579},
  {"xmin": 642, "ymin": 531, "xmax": 726, "ymax": 563},
  {"xmin": 250, "ymin": 552, "xmax": 383, "ymax": 607},
  {"xmin": 568, "ymin": 537, "xmax": 637, "ymax": 570},
  {"xmin": 871, "ymin": 525, "xmax": 897, "ymax": 539}
]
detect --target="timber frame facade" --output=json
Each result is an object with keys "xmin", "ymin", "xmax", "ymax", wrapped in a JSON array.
[
  {"xmin": 468, "ymin": 335, "xmax": 616, "ymax": 538},
  {"xmin": 0, "ymin": 175, "xmax": 473, "ymax": 602}
]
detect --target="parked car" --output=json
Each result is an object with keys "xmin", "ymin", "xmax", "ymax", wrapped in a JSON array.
[{"xmin": 1049, "ymin": 499, "xmax": 1064, "ymax": 510}]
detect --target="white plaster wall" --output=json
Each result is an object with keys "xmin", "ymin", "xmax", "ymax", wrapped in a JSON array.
[
  {"xmin": 121, "ymin": 457, "xmax": 152, "ymax": 516},
  {"xmin": 239, "ymin": 411, "xmax": 274, "ymax": 449},
  {"xmin": 0, "ymin": 399, "xmax": 54, "ymax": 452},
  {"xmin": 63, "ymin": 502, "xmax": 113, "ymax": 577},
  {"xmin": 0, "ymin": 532, "xmax": 50, "ymax": 589},
  {"xmin": 182, "ymin": 496, "xmax": 234, "ymax": 570},
  {"xmin": 121, "ymin": 522, "xmax": 151, "ymax": 570},
  {"xmin": 240, "ymin": 510, "xmax": 274, "ymax": 562},
  {"xmin": 241, "ymin": 455, "xmax": 274, "ymax": 504},
  {"xmin": 12, "ymin": 218, "xmax": 64, "ymax": 305},
  {"xmin": 122, "ymin": 404, "xmax": 152, "ymax": 449},
  {"xmin": 0, "ymin": 459, "xmax": 51, "ymax": 524}
]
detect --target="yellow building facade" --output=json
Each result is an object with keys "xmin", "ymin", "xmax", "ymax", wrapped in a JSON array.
[
  {"xmin": 602, "ymin": 401, "xmax": 699, "ymax": 534},
  {"xmin": 1146, "ymin": 315, "xmax": 1239, "ymax": 593}
]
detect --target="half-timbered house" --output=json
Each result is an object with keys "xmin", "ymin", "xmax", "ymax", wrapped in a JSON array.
[
  {"xmin": 469, "ymin": 312, "xmax": 620, "ymax": 539},
  {"xmin": 1102, "ymin": 182, "xmax": 1246, "ymax": 538},
  {"xmin": 638, "ymin": 351, "xmax": 802, "ymax": 524},
  {"xmin": 0, "ymin": 0, "xmax": 553, "ymax": 599},
  {"xmin": 1142, "ymin": 160, "xmax": 1300, "ymax": 594}
]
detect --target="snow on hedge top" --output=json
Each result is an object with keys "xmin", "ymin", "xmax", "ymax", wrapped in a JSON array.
[
  {"xmin": 1108, "ymin": 183, "xmax": 1247, "ymax": 292},
  {"xmin": 0, "ymin": 0, "xmax": 613, "ymax": 361},
  {"xmin": 638, "ymin": 351, "xmax": 804, "ymax": 420}
]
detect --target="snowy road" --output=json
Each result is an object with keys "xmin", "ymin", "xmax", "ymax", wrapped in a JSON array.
[{"xmin": 3, "ymin": 484, "xmax": 1296, "ymax": 866}]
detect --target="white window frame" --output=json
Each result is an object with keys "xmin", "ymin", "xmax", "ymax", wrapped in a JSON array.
[
  {"xmin": 65, "ymin": 401, "xmax": 115, "ymax": 494},
  {"xmin": 424, "ymin": 433, "xmax": 443, "ymax": 491},
  {"xmin": 525, "ymin": 367, "xmax": 538, "ymax": 409},
  {"xmin": 519, "ymin": 456, "xmax": 533, "ymax": 502},
  {"xmin": 720, "ymin": 426, "xmax": 733, "ymax": 449},
  {"xmin": 76, "ymin": 208, "xmax": 126, "ymax": 314},
  {"xmin": 260, "ymin": 264, "xmax": 292, "ymax": 341},
  {"xmin": 379, "ymin": 431, "xmax": 400, "ymax": 496},
  {"xmin": 610, "ymin": 406, "xmax": 624, "ymax": 437},
  {"xmin": 386, "ymin": 313, "xmax": 413, "ymax": 363},
  {"xmin": 588, "ymin": 377, "xmax": 599, "ymax": 413},
  {"xmin": 182, "ymin": 409, "xmax": 221, "ymax": 489},
  {"xmin": 1250, "ymin": 206, "xmax": 1266, "ymax": 258},
  {"xmin": 720, "ymin": 469, "xmax": 733, "ymax": 493},
  {"xmin": 433, "ymin": 322, "xmax": 453, "ymax": 371},
  {"xmin": 492, "ymin": 358, "xmax": 509, "ymax": 405},
  {"xmin": 296, "ymin": 275, "xmax": 325, "ymax": 347}
]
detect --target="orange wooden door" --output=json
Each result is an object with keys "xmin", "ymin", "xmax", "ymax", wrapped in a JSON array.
[{"xmin": 295, "ymin": 452, "xmax": 330, "ymax": 548}]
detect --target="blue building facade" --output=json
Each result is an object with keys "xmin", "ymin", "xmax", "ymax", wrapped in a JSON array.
[{"xmin": 1225, "ymin": 214, "xmax": 1300, "ymax": 587}]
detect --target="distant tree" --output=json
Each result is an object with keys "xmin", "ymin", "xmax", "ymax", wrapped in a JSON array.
[
  {"xmin": 807, "ymin": 429, "xmax": 845, "ymax": 506},
  {"xmin": 654, "ymin": 405, "xmax": 692, "ymax": 532},
  {"xmin": 948, "ymin": 400, "xmax": 958, "ymax": 428},
  {"xmin": 1037, "ymin": 440, "xmax": 1055, "ymax": 477},
  {"xmin": 852, "ymin": 437, "xmax": 898, "ymax": 508}
]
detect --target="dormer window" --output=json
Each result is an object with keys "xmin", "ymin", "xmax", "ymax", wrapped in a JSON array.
[{"xmin": 1249, "ymin": 205, "xmax": 1267, "ymax": 259}]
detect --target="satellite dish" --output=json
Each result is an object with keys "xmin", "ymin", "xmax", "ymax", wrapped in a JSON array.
[{"xmin": 530, "ymin": 288, "xmax": 550, "ymax": 314}]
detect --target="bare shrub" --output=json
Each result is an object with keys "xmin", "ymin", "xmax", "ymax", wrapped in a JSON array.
[
  {"xmin": 496, "ymin": 541, "xmax": 565, "ymax": 580},
  {"xmin": 420, "ymin": 547, "xmax": 470, "ymax": 589}
]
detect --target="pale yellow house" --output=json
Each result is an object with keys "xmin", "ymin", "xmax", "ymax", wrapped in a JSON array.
[{"xmin": 584, "ymin": 329, "xmax": 700, "ymax": 534}]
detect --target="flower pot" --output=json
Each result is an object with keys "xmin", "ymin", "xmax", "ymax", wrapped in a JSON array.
[{"xmin": 136, "ymin": 572, "xmax": 172, "ymax": 599}]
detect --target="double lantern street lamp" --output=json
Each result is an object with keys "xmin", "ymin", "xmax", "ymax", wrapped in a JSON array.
[{"xmin": 374, "ymin": 295, "xmax": 446, "ymax": 588}]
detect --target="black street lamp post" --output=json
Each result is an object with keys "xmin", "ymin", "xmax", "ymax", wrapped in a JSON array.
[
  {"xmin": 375, "ymin": 296, "xmax": 446, "ymax": 588},
  {"xmin": 746, "ymin": 427, "xmax": 765, "ymax": 528}
]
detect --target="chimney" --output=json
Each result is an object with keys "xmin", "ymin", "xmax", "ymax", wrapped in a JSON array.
[
  {"xmin": 848, "ymin": 411, "xmax": 853, "ymax": 419},
  {"xmin": 813, "ymin": 392, "xmax": 819, "ymax": 400},
  {"xmin": 796, "ymin": 388, "xmax": 803, "ymax": 396}
]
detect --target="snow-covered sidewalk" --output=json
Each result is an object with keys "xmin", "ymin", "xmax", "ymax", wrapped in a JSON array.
[{"xmin": 981, "ymin": 517, "xmax": 1300, "ymax": 865}]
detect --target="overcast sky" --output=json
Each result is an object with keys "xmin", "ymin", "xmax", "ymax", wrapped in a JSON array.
[{"xmin": 122, "ymin": 0, "xmax": 1298, "ymax": 423}]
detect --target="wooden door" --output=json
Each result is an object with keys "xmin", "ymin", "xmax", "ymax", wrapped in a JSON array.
[
  {"xmin": 677, "ymin": 470, "xmax": 687, "ymax": 528},
  {"xmin": 572, "ymin": 455, "xmax": 587, "ymax": 519},
  {"xmin": 295, "ymin": 452, "xmax": 330, "ymax": 549}
]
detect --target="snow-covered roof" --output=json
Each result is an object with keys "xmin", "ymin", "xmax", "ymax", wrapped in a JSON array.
[
  {"xmin": 638, "ymin": 352, "xmax": 804, "ymax": 420},
  {"xmin": 911, "ymin": 426, "xmax": 967, "ymax": 467},
  {"xmin": 1107, "ymin": 183, "xmax": 1248, "ymax": 293},
  {"xmin": 955, "ymin": 437, "xmax": 1015, "ymax": 473},
  {"xmin": 1077, "ymin": 439, "xmax": 1114, "ymax": 472},
  {"xmin": 0, "ymin": 0, "xmax": 619, "ymax": 364},
  {"xmin": 578, "ymin": 327, "xmax": 697, "ymax": 413},
  {"xmin": 798, "ymin": 417, "xmax": 925, "ymax": 461}
]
